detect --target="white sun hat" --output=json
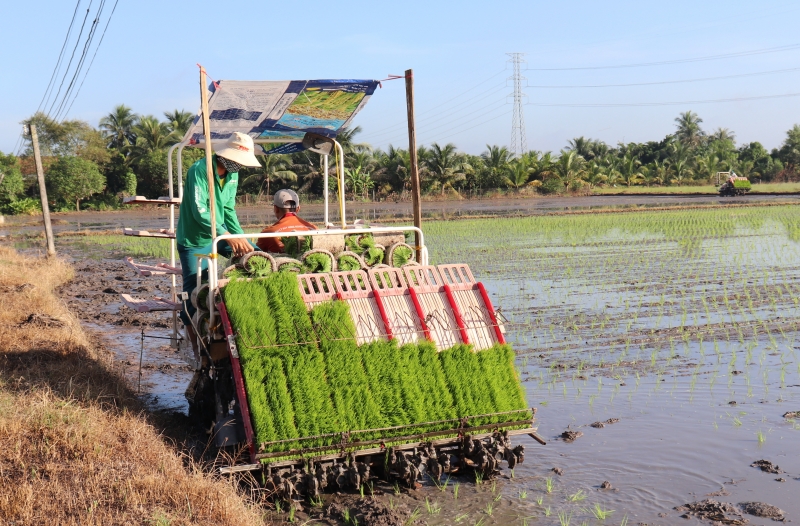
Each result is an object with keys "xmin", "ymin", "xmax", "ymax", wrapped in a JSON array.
[{"xmin": 215, "ymin": 132, "xmax": 261, "ymax": 168}]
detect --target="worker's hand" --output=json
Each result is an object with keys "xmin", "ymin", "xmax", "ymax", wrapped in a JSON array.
[{"xmin": 227, "ymin": 238, "xmax": 252, "ymax": 257}]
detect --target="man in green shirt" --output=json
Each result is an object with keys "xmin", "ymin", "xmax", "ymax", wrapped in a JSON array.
[{"xmin": 177, "ymin": 132, "xmax": 261, "ymax": 357}]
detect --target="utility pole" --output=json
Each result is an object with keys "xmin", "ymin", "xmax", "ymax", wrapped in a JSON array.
[
  {"xmin": 29, "ymin": 124, "xmax": 56, "ymax": 257},
  {"xmin": 405, "ymin": 68, "xmax": 423, "ymax": 263},
  {"xmin": 507, "ymin": 53, "xmax": 528, "ymax": 157}
]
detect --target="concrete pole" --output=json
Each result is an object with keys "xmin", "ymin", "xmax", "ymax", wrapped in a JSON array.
[{"xmin": 30, "ymin": 124, "xmax": 56, "ymax": 257}]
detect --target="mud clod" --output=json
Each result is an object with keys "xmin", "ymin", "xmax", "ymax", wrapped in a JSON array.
[
  {"xmin": 674, "ymin": 499, "xmax": 748, "ymax": 524},
  {"xmin": 600, "ymin": 480, "xmax": 612, "ymax": 489},
  {"xmin": 751, "ymin": 460, "xmax": 783, "ymax": 474},
  {"xmin": 561, "ymin": 430, "xmax": 583, "ymax": 442},
  {"xmin": 590, "ymin": 418, "xmax": 620, "ymax": 428},
  {"xmin": 325, "ymin": 496, "xmax": 415, "ymax": 526},
  {"xmin": 783, "ymin": 411, "xmax": 799, "ymax": 419},
  {"xmin": 552, "ymin": 467, "xmax": 563, "ymax": 475},
  {"xmin": 706, "ymin": 488, "xmax": 731, "ymax": 497},
  {"xmin": 739, "ymin": 502, "xmax": 785, "ymax": 521}
]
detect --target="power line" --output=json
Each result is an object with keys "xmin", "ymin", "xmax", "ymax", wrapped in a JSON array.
[
  {"xmin": 507, "ymin": 52, "xmax": 527, "ymax": 156},
  {"xmin": 526, "ymin": 91, "xmax": 800, "ymax": 107},
  {"xmin": 62, "ymin": 0, "xmax": 120, "ymax": 119},
  {"xmin": 46, "ymin": 1, "xmax": 94, "ymax": 118},
  {"xmin": 366, "ymin": 83, "xmax": 506, "ymax": 141},
  {"xmin": 526, "ymin": 43, "xmax": 800, "ymax": 71},
  {"xmin": 37, "ymin": 0, "xmax": 83, "ymax": 115},
  {"xmin": 527, "ymin": 66, "xmax": 800, "ymax": 88},
  {"xmin": 417, "ymin": 100, "xmax": 509, "ymax": 143},
  {"xmin": 424, "ymin": 109, "xmax": 513, "ymax": 145},
  {"xmin": 53, "ymin": 0, "xmax": 107, "ymax": 121},
  {"xmin": 364, "ymin": 71, "xmax": 507, "ymax": 140}
]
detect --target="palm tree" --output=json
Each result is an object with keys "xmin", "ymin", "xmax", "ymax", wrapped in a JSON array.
[
  {"xmin": 698, "ymin": 151, "xmax": 728, "ymax": 183},
  {"xmin": 649, "ymin": 159, "xmax": 670, "ymax": 186},
  {"xmin": 567, "ymin": 137, "xmax": 606, "ymax": 161},
  {"xmin": 583, "ymin": 161, "xmax": 608, "ymax": 188},
  {"xmin": 127, "ymin": 115, "xmax": 179, "ymax": 162},
  {"xmin": 336, "ymin": 126, "xmax": 370, "ymax": 155},
  {"xmin": 99, "ymin": 105, "xmax": 138, "ymax": 149},
  {"xmin": 530, "ymin": 151, "xmax": 556, "ymax": 181},
  {"xmin": 502, "ymin": 159, "xmax": 533, "ymax": 192},
  {"xmin": 241, "ymin": 154, "xmax": 297, "ymax": 198},
  {"xmin": 618, "ymin": 154, "xmax": 644, "ymax": 187},
  {"xmin": 426, "ymin": 143, "xmax": 471, "ymax": 196},
  {"xmin": 163, "ymin": 109, "xmax": 195, "ymax": 138},
  {"xmin": 554, "ymin": 150, "xmax": 586, "ymax": 188},
  {"xmin": 709, "ymin": 127, "xmax": 736, "ymax": 144},
  {"xmin": 373, "ymin": 145, "xmax": 414, "ymax": 196},
  {"xmin": 669, "ymin": 142, "xmax": 694, "ymax": 185},
  {"xmin": 674, "ymin": 111, "xmax": 705, "ymax": 148},
  {"xmin": 481, "ymin": 145, "xmax": 512, "ymax": 188}
]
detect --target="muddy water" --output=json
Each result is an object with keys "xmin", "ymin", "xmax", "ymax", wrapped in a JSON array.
[
  {"xmin": 2, "ymin": 193, "xmax": 798, "ymax": 238},
  {"xmin": 413, "ymin": 214, "xmax": 800, "ymax": 525},
  {"xmin": 6, "ymin": 203, "xmax": 800, "ymax": 525}
]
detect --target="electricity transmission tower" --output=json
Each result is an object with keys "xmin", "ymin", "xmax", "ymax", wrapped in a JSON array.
[{"xmin": 506, "ymin": 52, "xmax": 528, "ymax": 157}]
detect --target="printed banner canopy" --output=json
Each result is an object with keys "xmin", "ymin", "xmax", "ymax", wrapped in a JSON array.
[{"xmin": 183, "ymin": 79, "xmax": 379, "ymax": 155}]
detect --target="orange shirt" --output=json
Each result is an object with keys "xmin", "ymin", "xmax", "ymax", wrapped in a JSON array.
[{"xmin": 257, "ymin": 213, "xmax": 317, "ymax": 253}]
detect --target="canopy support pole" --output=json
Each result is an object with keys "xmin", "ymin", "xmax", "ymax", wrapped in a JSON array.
[
  {"xmin": 323, "ymin": 154, "xmax": 329, "ymax": 226},
  {"xmin": 405, "ymin": 68, "xmax": 422, "ymax": 263},
  {"xmin": 334, "ymin": 140, "xmax": 346, "ymax": 228},
  {"xmin": 199, "ymin": 66, "xmax": 218, "ymax": 322}
]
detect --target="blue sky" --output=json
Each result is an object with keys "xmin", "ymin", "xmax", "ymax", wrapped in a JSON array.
[{"xmin": 2, "ymin": 0, "xmax": 800, "ymax": 156}]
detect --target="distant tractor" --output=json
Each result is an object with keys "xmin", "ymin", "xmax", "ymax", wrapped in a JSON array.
[{"xmin": 717, "ymin": 171, "xmax": 751, "ymax": 197}]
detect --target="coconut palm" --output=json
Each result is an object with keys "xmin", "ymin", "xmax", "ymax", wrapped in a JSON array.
[
  {"xmin": 502, "ymin": 159, "xmax": 534, "ymax": 192},
  {"xmin": 337, "ymin": 126, "xmax": 370, "ymax": 156},
  {"xmin": 674, "ymin": 111, "xmax": 705, "ymax": 148},
  {"xmin": 99, "ymin": 104, "xmax": 138, "ymax": 149},
  {"xmin": 709, "ymin": 127, "xmax": 736, "ymax": 144},
  {"xmin": 583, "ymin": 161, "xmax": 608, "ymax": 188},
  {"xmin": 567, "ymin": 137, "xmax": 606, "ymax": 161},
  {"xmin": 481, "ymin": 144, "xmax": 512, "ymax": 188},
  {"xmin": 554, "ymin": 150, "xmax": 586, "ymax": 187},
  {"xmin": 649, "ymin": 159, "xmax": 670, "ymax": 186},
  {"xmin": 127, "ymin": 116, "xmax": 179, "ymax": 162},
  {"xmin": 241, "ymin": 154, "xmax": 297, "ymax": 197},
  {"xmin": 669, "ymin": 142, "xmax": 694, "ymax": 185},
  {"xmin": 426, "ymin": 143, "xmax": 471, "ymax": 196},
  {"xmin": 697, "ymin": 151, "xmax": 726, "ymax": 183},
  {"xmin": 618, "ymin": 154, "xmax": 644, "ymax": 187},
  {"xmin": 163, "ymin": 109, "xmax": 195, "ymax": 138}
]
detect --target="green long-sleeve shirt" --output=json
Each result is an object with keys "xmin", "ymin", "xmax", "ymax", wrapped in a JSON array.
[{"xmin": 176, "ymin": 154, "xmax": 244, "ymax": 248}]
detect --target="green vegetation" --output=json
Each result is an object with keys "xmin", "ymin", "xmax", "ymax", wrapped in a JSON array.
[
  {"xmin": 46, "ymin": 156, "xmax": 106, "ymax": 211},
  {"xmin": 301, "ymin": 250, "xmax": 335, "ymax": 273},
  {"xmin": 337, "ymin": 251, "xmax": 363, "ymax": 271},
  {"xmin": 221, "ymin": 274, "xmax": 530, "ymax": 455},
  {"xmin": 7, "ymin": 108, "xmax": 800, "ymax": 214},
  {"xmin": 388, "ymin": 243, "xmax": 414, "ymax": 267}
]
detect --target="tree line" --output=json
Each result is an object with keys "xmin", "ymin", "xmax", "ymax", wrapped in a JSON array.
[{"xmin": 1, "ymin": 107, "xmax": 799, "ymax": 213}]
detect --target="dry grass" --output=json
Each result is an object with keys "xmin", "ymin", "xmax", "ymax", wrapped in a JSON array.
[{"xmin": 0, "ymin": 247, "xmax": 265, "ymax": 525}]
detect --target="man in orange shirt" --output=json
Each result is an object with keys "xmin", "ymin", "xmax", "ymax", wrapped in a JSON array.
[{"xmin": 257, "ymin": 189, "xmax": 317, "ymax": 253}]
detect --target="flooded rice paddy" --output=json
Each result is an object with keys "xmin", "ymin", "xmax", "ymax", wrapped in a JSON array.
[
  {"xmin": 8, "ymin": 202, "xmax": 800, "ymax": 525},
  {"xmin": 420, "ymin": 205, "xmax": 800, "ymax": 525}
]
